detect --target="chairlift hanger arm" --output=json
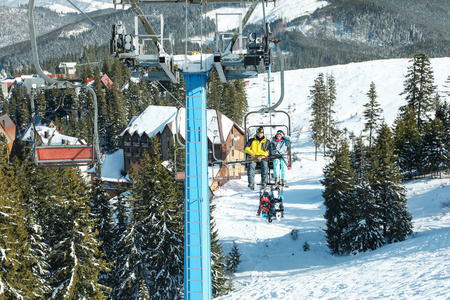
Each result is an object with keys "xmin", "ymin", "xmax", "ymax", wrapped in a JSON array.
[
  {"xmin": 223, "ymin": 1, "xmax": 259, "ymax": 55},
  {"xmin": 127, "ymin": 0, "xmax": 164, "ymax": 52},
  {"xmin": 28, "ymin": 0, "xmax": 101, "ymax": 166},
  {"xmin": 257, "ymin": 41, "xmax": 284, "ymax": 113}
]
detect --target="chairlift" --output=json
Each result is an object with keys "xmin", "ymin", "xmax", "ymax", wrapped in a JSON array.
[
  {"xmin": 240, "ymin": 38, "xmax": 292, "ymax": 185},
  {"xmin": 29, "ymin": 85, "xmax": 101, "ymax": 167}
]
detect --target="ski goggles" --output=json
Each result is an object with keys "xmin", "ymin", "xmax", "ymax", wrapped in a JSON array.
[
  {"xmin": 256, "ymin": 127, "xmax": 264, "ymax": 133},
  {"xmin": 276, "ymin": 130, "xmax": 284, "ymax": 136}
]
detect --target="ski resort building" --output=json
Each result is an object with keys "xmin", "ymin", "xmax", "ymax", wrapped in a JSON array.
[{"xmin": 96, "ymin": 105, "xmax": 246, "ymax": 196}]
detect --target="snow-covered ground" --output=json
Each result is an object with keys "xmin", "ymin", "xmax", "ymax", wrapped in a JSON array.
[{"xmin": 213, "ymin": 58, "xmax": 450, "ymax": 299}]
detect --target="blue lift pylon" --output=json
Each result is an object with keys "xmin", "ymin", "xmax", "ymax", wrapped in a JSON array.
[{"xmin": 183, "ymin": 73, "xmax": 212, "ymax": 300}]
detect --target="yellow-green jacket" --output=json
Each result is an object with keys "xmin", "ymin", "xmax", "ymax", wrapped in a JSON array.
[{"xmin": 245, "ymin": 135, "xmax": 270, "ymax": 157}]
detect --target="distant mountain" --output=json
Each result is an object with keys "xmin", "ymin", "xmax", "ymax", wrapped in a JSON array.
[
  {"xmin": 0, "ymin": 0, "xmax": 113, "ymax": 13},
  {"xmin": 1, "ymin": 0, "xmax": 449, "ymax": 72}
]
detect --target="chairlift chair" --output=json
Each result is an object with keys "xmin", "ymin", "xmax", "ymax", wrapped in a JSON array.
[
  {"xmin": 244, "ymin": 110, "xmax": 292, "ymax": 185},
  {"xmin": 30, "ymin": 86, "xmax": 101, "ymax": 167}
]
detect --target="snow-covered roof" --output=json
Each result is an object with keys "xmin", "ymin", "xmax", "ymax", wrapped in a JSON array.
[
  {"xmin": 89, "ymin": 149, "xmax": 127, "ymax": 183},
  {"xmin": 58, "ymin": 62, "xmax": 77, "ymax": 68},
  {"xmin": 22, "ymin": 125, "xmax": 81, "ymax": 145},
  {"xmin": 22, "ymin": 117, "xmax": 82, "ymax": 146},
  {"xmin": 121, "ymin": 105, "xmax": 238, "ymax": 145}
]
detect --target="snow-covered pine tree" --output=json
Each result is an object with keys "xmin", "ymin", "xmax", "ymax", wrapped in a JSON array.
[
  {"xmin": 435, "ymin": 100, "xmax": 450, "ymax": 171},
  {"xmin": 393, "ymin": 106, "xmax": 421, "ymax": 179},
  {"xmin": 371, "ymin": 123, "xmax": 412, "ymax": 243},
  {"xmin": 89, "ymin": 166, "xmax": 114, "ymax": 295},
  {"xmin": 343, "ymin": 181, "xmax": 384, "ymax": 254},
  {"xmin": 322, "ymin": 136, "xmax": 355, "ymax": 255},
  {"xmin": 211, "ymin": 203, "xmax": 229, "ymax": 297},
  {"xmin": 310, "ymin": 73, "xmax": 327, "ymax": 161},
  {"xmin": 123, "ymin": 81, "xmax": 139, "ymax": 120},
  {"xmin": 145, "ymin": 139, "xmax": 184, "ymax": 299},
  {"xmin": 0, "ymin": 133, "xmax": 37, "ymax": 299},
  {"xmin": 108, "ymin": 183, "xmax": 131, "ymax": 299},
  {"xmin": 401, "ymin": 52, "xmax": 436, "ymax": 133},
  {"xmin": 207, "ymin": 71, "xmax": 224, "ymax": 111},
  {"xmin": 0, "ymin": 90, "xmax": 7, "ymax": 114},
  {"xmin": 363, "ymin": 81, "xmax": 383, "ymax": 148},
  {"xmin": 13, "ymin": 150, "xmax": 51, "ymax": 298},
  {"xmin": 421, "ymin": 117, "xmax": 446, "ymax": 177},
  {"xmin": 44, "ymin": 167, "xmax": 108, "ymax": 299},
  {"xmin": 350, "ymin": 135, "xmax": 371, "ymax": 185},
  {"xmin": 222, "ymin": 82, "xmax": 237, "ymax": 122},
  {"xmin": 225, "ymin": 241, "xmax": 241, "ymax": 274},
  {"xmin": 325, "ymin": 74, "xmax": 337, "ymax": 153},
  {"xmin": 231, "ymin": 79, "xmax": 248, "ymax": 126},
  {"xmin": 117, "ymin": 140, "xmax": 183, "ymax": 299},
  {"xmin": 104, "ymin": 83, "xmax": 127, "ymax": 153},
  {"xmin": 92, "ymin": 65, "xmax": 109, "ymax": 152}
]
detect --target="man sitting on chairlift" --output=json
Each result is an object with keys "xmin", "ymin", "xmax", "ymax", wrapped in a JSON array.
[{"xmin": 245, "ymin": 127, "xmax": 270, "ymax": 190}]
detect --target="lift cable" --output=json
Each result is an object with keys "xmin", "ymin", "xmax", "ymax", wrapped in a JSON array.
[{"xmin": 65, "ymin": 0, "xmax": 111, "ymax": 38}]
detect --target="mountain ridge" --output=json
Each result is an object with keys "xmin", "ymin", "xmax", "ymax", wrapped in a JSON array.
[{"xmin": 1, "ymin": 0, "xmax": 449, "ymax": 71}]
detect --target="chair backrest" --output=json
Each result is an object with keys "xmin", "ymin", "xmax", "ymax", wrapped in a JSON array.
[{"xmin": 35, "ymin": 145, "xmax": 99, "ymax": 167}]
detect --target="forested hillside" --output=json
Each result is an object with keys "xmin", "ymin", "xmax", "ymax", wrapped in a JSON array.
[{"xmin": 1, "ymin": 0, "xmax": 450, "ymax": 71}]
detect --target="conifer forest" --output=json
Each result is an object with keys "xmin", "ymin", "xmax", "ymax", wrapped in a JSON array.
[{"xmin": 1, "ymin": 0, "xmax": 450, "ymax": 296}]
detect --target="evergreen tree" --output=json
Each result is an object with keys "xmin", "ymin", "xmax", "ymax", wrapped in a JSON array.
[
  {"xmin": 393, "ymin": 106, "xmax": 421, "ymax": 179},
  {"xmin": 325, "ymin": 74, "xmax": 337, "ymax": 152},
  {"xmin": 44, "ymin": 167, "xmax": 108, "ymax": 299},
  {"xmin": 145, "ymin": 145, "xmax": 184, "ymax": 299},
  {"xmin": 350, "ymin": 135, "xmax": 370, "ymax": 185},
  {"xmin": 117, "ymin": 142, "xmax": 183, "ymax": 299},
  {"xmin": 225, "ymin": 241, "xmax": 241, "ymax": 274},
  {"xmin": 343, "ymin": 181, "xmax": 384, "ymax": 254},
  {"xmin": 363, "ymin": 82, "xmax": 383, "ymax": 148},
  {"xmin": 104, "ymin": 84, "xmax": 127, "ymax": 153},
  {"xmin": 211, "ymin": 203, "xmax": 228, "ymax": 298},
  {"xmin": 221, "ymin": 82, "xmax": 237, "ymax": 122},
  {"xmin": 0, "ymin": 134, "xmax": 36, "ymax": 299},
  {"xmin": 421, "ymin": 117, "xmax": 446, "ymax": 177},
  {"xmin": 89, "ymin": 166, "xmax": 114, "ymax": 295},
  {"xmin": 322, "ymin": 136, "xmax": 355, "ymax": 255},
  {"xmin": 310, "ymin": 73, "xmax": 327, "ymax": 161},
  {"xmin": 13, "ymin": 151, "xmax": 51, "ymax": 298},
  {"xmin": 0, "ymin": 91, "xmax": 7, "ymax": 114},
  {"xmin": 401, "ymin": 53, "xmax": 436, "ymax": 133},
  {"xmin": 92, "ymin": 66, "xmax": 109, "ymax": 151},
  {"xmin": 371, "ymin": 123, "xmax": 412, "ymax": 243},
  {"xmin": 108, "ymin": 183, "xmax": 130, "ymax": 299},
  {"xmin": 231, "ymin": 79, "xmax": 248, "ymax": 125},
  {"xmin": 435, "ymin": 100, "xmax": 450, "ymax": 170},
  {"xmin": 207, "ymin": 71, "xmax": 224, "ymax": 111}
]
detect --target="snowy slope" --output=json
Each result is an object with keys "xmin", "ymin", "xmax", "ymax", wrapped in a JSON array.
[
  {"xmin": 206, "ymin": 0, "xmax": 328, "ymax": 31},
  {"xmin": 213, "ymin": 58, "xmax": 450, "ymax": 299}
]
